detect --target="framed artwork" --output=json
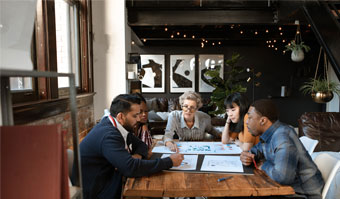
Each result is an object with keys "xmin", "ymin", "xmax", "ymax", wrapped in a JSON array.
[
  {"xmin": 198, "ymin": 54, "xmax": 224, "ymax": 92},
  {"xmin": 170, "ymin": 55, "xmax": 195, "ymax": 93},
  {"xmin": 140, "ymin": 55, "xmax": 165, "ymax": 93}
]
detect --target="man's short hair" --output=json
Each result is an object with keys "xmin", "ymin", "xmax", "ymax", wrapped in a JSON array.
[
  {"xmin": 251, "ymin": 99, "xmax": 279, "ymax": 122},
  {"xmin": 110, "ymin": 94, "xmax": 141, "ymax": 117}
]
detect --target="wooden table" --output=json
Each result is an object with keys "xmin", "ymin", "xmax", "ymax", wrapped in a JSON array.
[{"xmin": 123, "ymin": 169, "xmax": 295, "ymax": 197}]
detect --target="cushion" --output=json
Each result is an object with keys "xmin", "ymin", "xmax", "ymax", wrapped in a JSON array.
[
  {"xmin": 148, "ymin": 110, "xmax": 163, "ymax": 121},
  {"xmin": 156, "ymin": 112, "xmax": 169, "ymax": 121},
  {"xmin": 146, "ymin": 98, "xmax": 160, "ymax": 112}
]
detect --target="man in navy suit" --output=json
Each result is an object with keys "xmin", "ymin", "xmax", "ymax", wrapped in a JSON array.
[{"xmin": 72, "ymin": 94, "xmax": 183, "ymax": 199}]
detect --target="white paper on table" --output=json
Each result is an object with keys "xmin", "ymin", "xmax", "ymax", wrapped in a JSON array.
[
  {"xmin": 152, "ymin": 142, "xmax": 242, "ymax": 154},
  {"xmin": 200, "ymin": 155, "xmax": 244, "ymax": 173},
  {"xmin": 161, "ymin": 154, "xmax": 198, "ymax": 170}
]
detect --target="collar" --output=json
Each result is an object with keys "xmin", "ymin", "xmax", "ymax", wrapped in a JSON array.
[
  {"xmin": 180, "ymin": 111, "xmax": 200, "ymax": 129},
  {"xmin": 260, "ymin": 120, "xmax": 281, "ymax": 143},
  {"xmin": 108, "ymin": 115, "xmax": 130, "ymax": 150}
]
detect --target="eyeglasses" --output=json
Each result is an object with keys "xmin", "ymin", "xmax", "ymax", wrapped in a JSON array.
[{"xmin": 182, "ymin": 105, "xmax": 197, "ymax": 112}]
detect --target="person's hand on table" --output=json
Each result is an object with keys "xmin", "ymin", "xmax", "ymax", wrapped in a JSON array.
[
  {"xmin": 240, "ymin": 151, "xmax": 254, "ymax": 166},
  {"xmin": 165, "ymin": 141, "xmax": 178, "ymax": 152},
  {"xmin": 169, "ymin": 153, "xmax": 184, "ymax": 167}
]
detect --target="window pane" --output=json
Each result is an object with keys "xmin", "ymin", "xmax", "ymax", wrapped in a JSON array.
[
  {"xmin": 55, "ymin": 0, "xmax": 80, "ymax": 88},
  {"xmin": 10, "ymin": 77, "xmax": 33, "ymax": 91}
]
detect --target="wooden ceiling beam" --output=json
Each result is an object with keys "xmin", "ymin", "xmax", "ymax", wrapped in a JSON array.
[{"xmin": 128, "ymin": 10, "xmax": 275, "ymax": 26}]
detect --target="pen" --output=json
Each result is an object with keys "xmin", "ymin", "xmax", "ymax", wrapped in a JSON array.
[
  {"xmin": 249, "ymin": 150, "xmax": 258, "ymax": 169},
  {"xmin": 217, "ymin": 176, "xmax": 233, "ymax": 182}
]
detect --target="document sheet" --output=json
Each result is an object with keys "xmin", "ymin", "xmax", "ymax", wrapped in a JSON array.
[
  {"xmin": 152, "ymin": 141, "xmax": 242, "ymax": 154},
  {"xmin": 161, "ymin": 154, "xmax": 198, "ymax": 170},
  {"xmin": 200, "ymin": 155, "xmax": 244, "ymax": 173}
]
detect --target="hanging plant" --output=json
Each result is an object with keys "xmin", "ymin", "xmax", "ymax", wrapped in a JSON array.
[
  {"xmin": 285, "ymin": 40, "xmax": 311, "ymax": 62},
  {"xmin": 285, "ymin": 23, "xmax": 311, "ymax": 62},
  {"xmin": 299, "ymin": 47, "xmax": 340, "ymax": 103}
]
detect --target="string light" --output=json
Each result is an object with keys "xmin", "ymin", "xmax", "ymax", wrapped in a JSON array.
[
  {"xmin": 205, "ymin": 40, "xmax": 208, "ymax": 43},
  {"xmin": 143, "ymin": 38, "xmax": 147, "ymax": 42},
  {"xmin": 240, "ymin": 30, "xmax": 244, "ymax": 34},
  {"xmin": 296, "ymin": 30, "xmax": 300, "ymax": 34},
  {"xmin": 218, "ymin": 41, "xmax": 221, "ymax": 45},
  {"xmin": 177, "ymin": 32, "xmax": 180, "ymax": 35},
  {"xmin": 255, "ymin": 31, "xmax": 258, "ymax": 35},
  {"xmin": 278, "ymin": 27, "xmax": 282, "ymax": 31},
  {"xmin": 171, "ymin": 35, "xmax": 174, "ymax": 38},
  {"xmin": 201, "ymin": 42, "xmax": 204, "ymax": 48},
  {"xmin": 266, "ymin": 29, "xmax": 269, "ymax": 33},
  {"xmin": 280, "ymin": 32, "xmax": 283, "ymax": 35},
  {"xmin": 212, "ymin": 42, "xmax": 215, "ymax": 46},
  {"xmin": 308, "ymin": 24, "xmax": 311, "ymax": 28},
  {"xmin": 282, "ymin": 39, "xmax": 286, "ymax": 43},
  {"xmin": 164, "ymin": 27, "xmax": 168, "ymax": 31},
  {"xmin": 230, "ymin": 25, "xmax": 234, "ymax": 29},
  {"xmin": 273, "ymin": 40, "xmax": 276, "ymax": 43},
  {"xmin": 283, "ymin": 50, "xmax": 286, "ymax": 54},
  {"xmin": 271, "ymin": 45, "xmax": 274, "ymax": 47},
  {"xmin": 275, "ymin": 47, "xmax": 278, "ymax": 51},
  {"xmin": 269, "ymin": 40, "xmax": 272, "ymax": 43},
  {"xmin": 183, "ymin": 34, "xmax": 187, "ymax": 38},
  {"xmin": 131, "ymin": 41, "xmax": 135, "ymax": 45},
  {"xmin": 192, "ymin": 35, "xmax": 195, "ymax": 39},
  {"xmin": 268, "ymin": 45, "xmax": 271, "ymax": 48}
]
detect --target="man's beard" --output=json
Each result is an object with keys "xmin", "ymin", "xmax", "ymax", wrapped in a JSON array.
[{"xmin": 123, "ymin": 123, "xmax": 135, "ymax": 132}]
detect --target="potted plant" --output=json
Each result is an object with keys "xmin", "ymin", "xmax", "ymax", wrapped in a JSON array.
[
  {"xmin": 285, "ymin": 40, "xmax": 311, "ymax": 62},
  {"xmin": 204, "ymin": 53, "xmax": 247, "ymax": 115},
  {"xmin": 300, "ymin": 78, "xmax": 340, "ymax": 103}
]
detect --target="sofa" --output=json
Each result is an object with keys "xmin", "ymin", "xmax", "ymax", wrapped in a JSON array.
[
  {"xmin": 298, "ymin": 112, "xmax": 340, "ymax": 199},
  {"xmin": 298, "ymin": 112, "xmax": 340, "ymax": 152},
  {"xmin": 145, "ymin": 97, "xmax": 226, "ymax": 135}
]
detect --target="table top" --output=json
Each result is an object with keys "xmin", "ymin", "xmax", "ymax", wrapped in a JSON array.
[{"xmin": 123, "ymin": 169, "xmax": 295, "ymax": 197}]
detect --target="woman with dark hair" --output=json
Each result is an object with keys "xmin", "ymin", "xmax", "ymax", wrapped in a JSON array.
[
  {"xmin": 221, "ymin": 92, "xmax": 259, "ymax": 151},
  {"xmin": 133, "ymin": 93, "xmax": 153, "ymax": 150}
]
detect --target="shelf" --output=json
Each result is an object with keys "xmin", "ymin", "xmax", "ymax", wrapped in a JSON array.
[{"xmin": 0, "ymin": 69, "xmax": 83, "ymax": 199}]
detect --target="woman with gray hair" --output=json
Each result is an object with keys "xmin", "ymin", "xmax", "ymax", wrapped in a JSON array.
[{"xmin": 164, "ymin": 91, "xmax": 220, "ymax": 151}]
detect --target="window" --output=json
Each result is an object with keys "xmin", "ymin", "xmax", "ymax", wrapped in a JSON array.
[
  {"xmin": 11, "ymin": 0, "xmax": 92, "ymax": 104},
  {"xmin": 55, "ymin": 0, "xmax": 80, "ymax": 88}
]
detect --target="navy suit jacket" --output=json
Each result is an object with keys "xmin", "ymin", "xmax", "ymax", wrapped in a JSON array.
[{"xmin": 71, "ymin": 117, "xmax": 173, "ymax": 199}]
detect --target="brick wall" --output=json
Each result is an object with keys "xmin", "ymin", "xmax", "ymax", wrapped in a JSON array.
[{"xmin": 27, "ymin": 104, "xmax": 95, "ymax": 148}]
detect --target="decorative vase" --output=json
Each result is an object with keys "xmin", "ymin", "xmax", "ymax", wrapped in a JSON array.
[
  {"xmin": 291, "ymin": 49, "xmax": 304, "ymax": 62},
  {"xmin": 311, "ymin": 91, "xmax": 334, "ymax": 103}
]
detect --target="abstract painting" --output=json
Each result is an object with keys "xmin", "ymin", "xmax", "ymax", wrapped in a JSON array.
[
  {"xmin": 170, "ymin": 54, "xmax": 195, "ymax": 93},
  {"xmin": 140, "ymin": 55, "xmax": 165, "ymax": 93},
  {"xmin": 199, "ymin": 54, "xmax": 224, "ymax": 92}
]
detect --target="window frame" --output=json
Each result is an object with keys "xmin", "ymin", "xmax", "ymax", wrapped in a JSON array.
[{"xmin": 12, "ymin": 0, "xmax": 93, "ymax": 121}]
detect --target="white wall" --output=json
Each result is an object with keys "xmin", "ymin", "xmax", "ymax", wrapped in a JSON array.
[
  {"xmin": 326, "ymin": 62, "xmax": 340, "ymax": 112},
  {"xmin": 92, "ymin": 0, "xmax": 129, "ymax": 120},
  {"xmin": 0, "ymin": 0, "xmax": 36, "ymax": 70}
]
